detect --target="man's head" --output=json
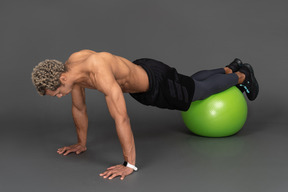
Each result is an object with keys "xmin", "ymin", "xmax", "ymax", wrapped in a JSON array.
[{"xmin": 31, "ymin": 59, "xmax": 69, "ymax": 97}]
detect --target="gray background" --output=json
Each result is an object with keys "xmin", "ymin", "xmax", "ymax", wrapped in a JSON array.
[{"xmin": 0, "ymin": 0, "xmax": 287, "ymax": 191}]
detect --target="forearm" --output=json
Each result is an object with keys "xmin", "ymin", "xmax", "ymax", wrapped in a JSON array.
[
  {"xmin": 115, "ymin": 117, "xmax": 136, "ymax": 165},
  {"xmin": 72, "ymin": 106, "xmax": 88, "ymax": 146}
]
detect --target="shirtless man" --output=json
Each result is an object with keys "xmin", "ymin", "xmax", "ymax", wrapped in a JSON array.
[{"xmin": 31, "ymin": 49, "xmax": 258, "ymax": 180}]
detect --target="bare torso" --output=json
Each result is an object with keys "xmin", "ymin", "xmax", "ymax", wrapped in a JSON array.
[
  {"xmin": 65, "ymin": 50, "xmax": 149, "ymax": 93},
  {"xmin": 56, "ymin": 50, "xmax": 142, "ymax": 176}
]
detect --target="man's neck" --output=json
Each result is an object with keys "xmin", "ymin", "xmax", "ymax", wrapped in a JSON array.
[{"xmin": 65, "ymin": 66, "xmax": 89, "ymax": 85}]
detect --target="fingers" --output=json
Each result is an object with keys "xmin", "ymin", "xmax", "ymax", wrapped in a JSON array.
[
  {"xmin": 57, "ymin": 147, "xmax": 67, "ymax": 154},
  {"xmin": 57, "ymin": 145, "xmax": 86, "ymax": 155},
  {"xmin": 99, "ymin": 171, "xmax": 108, "ymax": 177},
  {"xmin": 57, "ymin": 147, "xmax": 73, "ymax": 156},
  {"xmin": 100, "ymin": 171, "xmax": 119, "ymax": 180},
  {"xmin": 64, "ymin": 149, "xmax": 74, "ymax": 156},
  {"xmin": 100, "ymin": 165, "xmax": 133, "ymax": 180},
  {"xmin": 107, "ymin": 166, "xmax": 116, "ymax": 170},
  {"xmin": 63, "ymin": 148, "xmax": 80, "ymax": 155},
  {"xmin": 100, "ymin": 170, "xmax": 113, "ymax": 179},
  {"xmin": 108, "ymin": 174, "xmax": 118, "ymax": 180}
]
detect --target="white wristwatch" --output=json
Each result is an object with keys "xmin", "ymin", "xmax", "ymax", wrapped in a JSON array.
[{"xmin": 123, "ymin": 161, "xmax": 138, "ymax": 171}]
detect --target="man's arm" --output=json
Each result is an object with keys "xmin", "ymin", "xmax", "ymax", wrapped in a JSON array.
[
  {"xmin": 100, "ymin": 79, "xmax": 136, "ymax": 180},
  {"xmin": 94, "ymin": 56, "xmax": 136, "ymax": 180},
  {"xmin": 57, "ymin": 84, "xmax": 88, "ymax": 155},
  {"xmin": 104, "ymin": 81, "xmax": 136, "ymax": 165}
]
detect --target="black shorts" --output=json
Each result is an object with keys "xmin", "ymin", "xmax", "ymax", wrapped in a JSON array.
[{"xmin": 129, "ymin": 58, "xmax": 195, "ymax": 111}]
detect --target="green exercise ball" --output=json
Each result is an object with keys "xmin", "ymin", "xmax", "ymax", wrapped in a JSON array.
[{"xmin": 181, "ymin": 86, "xmax": 247, "ymax": 137}]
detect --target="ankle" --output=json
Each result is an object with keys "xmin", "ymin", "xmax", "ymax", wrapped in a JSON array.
[
  {"xmin": 224, "ymin": 67, "xmax": 233, "ymax": 74},
  {"xmin": 235, "ymin": 71, "xmax": 245, "ymax": 84}
]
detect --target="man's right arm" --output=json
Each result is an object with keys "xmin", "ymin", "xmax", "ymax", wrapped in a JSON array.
[{"xmin": 57, "ymin": 84, "xmax": 88, "ymax": 155}]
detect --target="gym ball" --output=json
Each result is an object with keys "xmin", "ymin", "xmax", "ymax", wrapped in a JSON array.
[{"xmin": 181, "ymin": 86, "xmax": 247, "ymax": 137}]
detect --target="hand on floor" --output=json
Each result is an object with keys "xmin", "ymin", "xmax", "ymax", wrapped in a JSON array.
[
  {"xmin": 57, "ymin": 143, "xmax": 87, "ymax": 155},
  {"xmin": 100, "ymin": 164, "xmax": 133, "ymax": 180}
]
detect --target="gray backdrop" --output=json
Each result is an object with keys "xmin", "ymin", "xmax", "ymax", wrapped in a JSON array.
[{"xmin": 0, "ymin": 0, "xmax": 287, "ymax": 191}]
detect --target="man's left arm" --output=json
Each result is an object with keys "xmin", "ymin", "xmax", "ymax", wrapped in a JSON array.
[{"xmin": 95, "ymin": 63, "xmax": 136, "ymax": 180}]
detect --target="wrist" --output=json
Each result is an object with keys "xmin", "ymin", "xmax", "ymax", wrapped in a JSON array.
[
  {"xmin": 123, "ymin": 161, "xmax": 138, "ymax": 171},
  {"xmin": 77, "ymin": 138, "xmax": 87, "ymax": 146},
  {"xmin": 77, "ymin": 141, "xmax": 86, "ymax": 147}
]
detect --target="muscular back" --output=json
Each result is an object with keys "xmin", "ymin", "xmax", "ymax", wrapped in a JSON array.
[{"xmin": 66, "ymin": 50, "xmax": 149, "ymax": 94}]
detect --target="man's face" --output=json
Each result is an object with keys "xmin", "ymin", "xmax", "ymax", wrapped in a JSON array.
[
  {"xmin": 45, "ymin": 85, "xmax": 71, "ymax": 98},
  {"xmin": 45, "ymin": 74, "xmax": 73, "ymax": 98}
]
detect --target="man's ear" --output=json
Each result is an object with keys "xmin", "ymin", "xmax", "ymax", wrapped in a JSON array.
[{"xmin": 59, "ymin": 74, "xmax": 67, "ymax": 83}]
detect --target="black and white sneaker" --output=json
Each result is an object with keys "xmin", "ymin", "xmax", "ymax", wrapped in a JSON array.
[
  {"xmin": 226, "ymin": 58, "xmax": 243, "ymax": 72},
  {"xmin": 238, "ymin": 63, "xmax": 259, "ymax": 101}
]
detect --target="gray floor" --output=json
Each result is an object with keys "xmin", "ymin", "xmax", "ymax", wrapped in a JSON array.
[
  {"xmin": 1, "ymin": 106, "xmax": 288, "ymax": 192},
  {"xmin": 1, "ymin": 0, "xmax": 288, "ymax": 191}
]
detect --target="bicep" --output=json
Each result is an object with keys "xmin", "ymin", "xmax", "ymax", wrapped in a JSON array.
[
  {"xmin": 104, "ymin": 82, "xmax": 128, "ymax": 121},
  {"xmin": 91, "ymin": 57, "xmax": 128, "ymax": 120},
  {"xmin": 96, "ymin": 69, "xmax": 128, "ymax": 120},
  {"xmin": 71, "ymin": 85, "xmax": 86, "ymax": 111}
]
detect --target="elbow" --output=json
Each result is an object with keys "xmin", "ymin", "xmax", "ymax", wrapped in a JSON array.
[
  {"xmin": 72, "ymin": 105, "xmax": 87, "ymax": 113},
  {"xmin": 115, "ymin": 115, "xmax": 130, "ymax": 125}
]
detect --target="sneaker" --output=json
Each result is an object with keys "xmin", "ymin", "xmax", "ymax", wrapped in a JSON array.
[
  {"xmin": 236, "ymin": 84, "xmax": 245, "ymax": 93},
  {"xmin": 226, "ymin": 58, "xmax": 243, "ymax": 72},
  {"xmin": 238, "ymin": 63, "xmax": 259, "ymax": 101}
]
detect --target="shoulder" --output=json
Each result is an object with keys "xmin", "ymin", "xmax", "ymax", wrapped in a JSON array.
[
  {"xmin": 68, "ymin": 50, "xmax": 115, "ymax": 72},
  {"xmin": 66, "ymin": 49, "xmax": 112, "ymax": 63},
  {"xmin": 87, "ymin": 51, "xmax": 114, "ymax": 61},
  {"xmin": 66, "ymin": 49, "xmax": 95, "ymax": 61},
  {"xmin": 85, "ymin": 52, "xmax": 116, "ymax": 69}
]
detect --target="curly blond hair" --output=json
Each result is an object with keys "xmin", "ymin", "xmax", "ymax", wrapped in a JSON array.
[{"xmin": 31, "ymin": 59, "xmax": 68, "ymax": 96}]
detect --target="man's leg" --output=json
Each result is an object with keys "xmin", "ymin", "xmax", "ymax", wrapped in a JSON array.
[
  {"xmin": 192, "ymin": 70, "xmax": 245, "ymax": 102},
  {"xmin": 191, "ymin": 68, "xmax": 225, "ymax": 81},
  {"xmin": 191, "ymin": 58, "xmax": 242, "ymax": 81}
]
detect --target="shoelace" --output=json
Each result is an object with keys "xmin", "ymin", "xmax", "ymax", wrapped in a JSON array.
[{"xmin": 239, "ymin": 81, "xmax": 250, "ymax": 94}]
